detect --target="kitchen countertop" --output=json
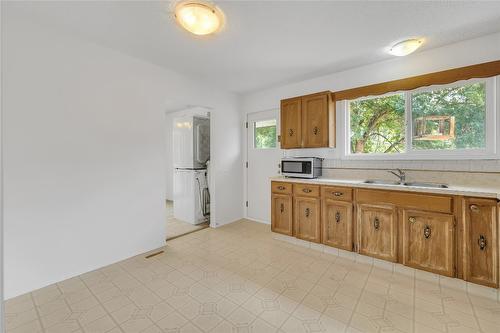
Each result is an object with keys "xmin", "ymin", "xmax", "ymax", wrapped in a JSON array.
[{"xmin": 271, "ymin": 176, "xmax": 500, "ymax": 200}]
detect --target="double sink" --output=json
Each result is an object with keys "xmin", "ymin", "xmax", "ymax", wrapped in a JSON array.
[{"xmin": 363, "ymin": 179, "xmax": 448, "ymax": 189}]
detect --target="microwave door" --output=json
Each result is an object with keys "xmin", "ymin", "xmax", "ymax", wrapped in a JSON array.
[{"xmin": 282, "ymin": 161, "xmax": 311, "ymax": 174}]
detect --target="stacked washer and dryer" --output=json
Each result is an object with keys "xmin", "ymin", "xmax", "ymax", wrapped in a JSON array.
[{"xmin": 173, "ymin": 115, "xmax": 210, "ymax": 225}]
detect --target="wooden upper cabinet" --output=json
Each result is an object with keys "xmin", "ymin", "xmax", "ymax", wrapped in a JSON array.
[
  {"xmin": 294, "ymin": 196, "xmax": 321, "ymax": 243},
  {"xmin": 280, "ymin": 97, "xmax": 302, "ymax": 149},
  {"xmin": 322, "ymin": 199, "xmax": 353, "ymax": 251},
  {"xmin": 463, "ymin": 198, "xmax": 498, "ymax": 288},
  {"xmin": 280, "ymin": 92, "xmax": 335, "ymax": 149},
  {"xmin": 302, "ymin": 93, "xmax": 330, "ymax": 148},
  {"xmin": 358, "ymin": 203, "xmax": 398, "ymax": 262},
  {"xmin": 402, "ymin": 210, "xmax": 455, "ymax": 277},
  {"xmin": 271, "ymin": 193, "xmax": 293, "ymax": 236}
]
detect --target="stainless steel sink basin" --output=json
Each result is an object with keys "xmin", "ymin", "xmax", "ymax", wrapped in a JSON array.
[
  {"xmin": 363, "ymin": 180, "xmax": 401, "ymax": 185},
  {"xmin": 403, "ymin": 182, "xmax": 448, "ymax": 188}
]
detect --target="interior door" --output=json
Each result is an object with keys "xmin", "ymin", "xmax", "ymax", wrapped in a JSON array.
[{"xmin": 246, "ymin": 110, "xmax": 282, "ymax": 223}]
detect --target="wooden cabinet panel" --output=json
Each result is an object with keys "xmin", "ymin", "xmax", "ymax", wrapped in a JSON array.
[
  {"xmin": 280, "ymin": 98, "xmax": 302, "ymax": 149},
  {"xmin": 294, "ymin": 197, "xmax": 321, "ymax": 243},
  {"xmin": 402, "ymin": 210, "xmax": 455, "ymax": 277},
  {"xmin": 464, "ymin": 198, "xmax": 498, "ymax": 288},
  {"xmin": 321, "ymin": 186, "xmax": 353, "ymax": 202},
  {"xmin": 271, "ymin": 194, "xmax": 293, "ymax": 236},
  {"xmin": 322, "ymin": 199, "xmax": 353, "ymax": 251},
  {"xmin": 293, "ymin": 183, "xmax": 320, "ymax": 198},
  {"xmin": 271, "ymin": 181, "xmax": 292, "ymax": 194},
  {"xmin": 302, "ymin": 93, "xmax": 329, "ymax": 148},
  {"xmin": 358, "ymin": 204, "xmax": 398, "ymax": 262}
]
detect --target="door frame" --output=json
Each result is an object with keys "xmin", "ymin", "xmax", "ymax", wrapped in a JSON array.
[{"xmin": 244, "ymin": 109, "xmax": 281, "ymax": 222}]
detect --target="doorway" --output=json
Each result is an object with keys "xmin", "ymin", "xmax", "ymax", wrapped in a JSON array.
[
  {"xmin": 246, "ymin": 110, "xmax": 282, "ymax": 223},
  {"xmin": 165, "ymin": 107, "xmax": 211, "ymax": 240}
]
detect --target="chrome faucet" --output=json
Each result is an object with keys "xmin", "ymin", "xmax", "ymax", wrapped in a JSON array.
[{"xmin": 388, "ymin": 169, "xmax": 406, "ymax": 183}]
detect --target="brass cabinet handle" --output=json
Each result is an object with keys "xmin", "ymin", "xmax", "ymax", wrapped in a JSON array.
[
  {"xmin": 333, "ymin": 192, "xmax": 343, "ymax": 197},
  {"xmin": 335, "ymin": 211, "xmax": 341, "ymax": 223},
  {"xmin": 424, "ymin": 225, "xmax": 431, "ymax": 239},
  {"xmin": 408, "ymin": 216, "xmax": 416, "ymax": 223},
  {"xmin": 302, "ymin": 188, "xmax": 312, "ymax": 193},
  {"xmin": 280, "ymin": 203, "xmax": 284, "ymax": 213},
  {"xmin": 277, "ymin": 185, "xmax": 286, "ymax": 190},
  {"xmin": 478, "ymin": 235, "xmax": 487, "ymax": 250},
  {"xmin": 373, "ymin": 217, "xmax": 380, "ymax": 230},
  {"xmin": 470, "ymin": 204, "xmax": 479, "ymax": 212},
  {"xmin": 305, "ymin": 208, "xmax": 310, "ymax": 218},
  {"xmin": 312, "ymin": 126, "xmax": 319, "ymax": 135},
  {"xmin": 288, "ymin": 128, "xmax": 294, "ymax": 137}
]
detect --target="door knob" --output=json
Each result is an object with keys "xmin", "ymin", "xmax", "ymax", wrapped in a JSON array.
[
  {"xmin": 408, "ymin": 216, "xmax": 416, "ymax": 223},
  {"xmin": 373, "ymin": 217, "xmax": 380, "ymax": 230},
  {"xmin": 280, "ymin": 203, "xmax": 284, "ymax": 213},
  {"xmin": 305, "ymin": 208, "xmax": 310, "ymax": 218},
  {"xmin": 335, "ymin": 211, "xmax": 341, "ymax": 223},
  {"xmin": 288, "ymin": 129, "xmax": 294, "ymax": 136},
  {"xmin": 313, "ymin": 126, "xmax": 319, "ymax": 135},
  {"xmin": 470, "ymin": 204, "xmax": 479, "ymax": 212}
]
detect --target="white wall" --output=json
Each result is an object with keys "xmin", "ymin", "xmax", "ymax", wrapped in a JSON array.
[{"xmin": 2, "ymin": 11, "xmax": 242, "ymax": 299}]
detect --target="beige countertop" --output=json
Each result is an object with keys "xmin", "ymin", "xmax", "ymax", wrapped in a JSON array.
[{"xmin": 271, "ymin": 176, "xmax": 500, "ymax": 200}]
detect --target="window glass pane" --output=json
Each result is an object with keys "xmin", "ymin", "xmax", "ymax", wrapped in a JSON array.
[
  {"xmin": 411, "ymin": 82, "xmax": 486, "ymax": 150},
  {"xmin": 254, "ymin": 119, "xmax": 277, "ymax": 148},
  {"xmin": 349, "ymin": 94, "xmax": 406, "ymax": 154}
]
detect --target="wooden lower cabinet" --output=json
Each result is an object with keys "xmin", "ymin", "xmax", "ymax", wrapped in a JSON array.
[
  {"xmin": 402, "ymin": 210, "xmax": 455, "ymax": 277},
  {"xmin": 358, "ymin": 203, "xmax": 398, "ymax": 262},
  {"xmin": 294, "ymin": 197, "xmax": 321, "ymax": 243},
  {"xmin": 322, "ymin": 199, "xmax": 353, "ymax": 251},
  {"xmin": 271, "ymin": 194, "xmax": 293, "ymax": 236},
  {"xmin": 464, "ymin": 198, "xmax": 498, "ymax": 288}
]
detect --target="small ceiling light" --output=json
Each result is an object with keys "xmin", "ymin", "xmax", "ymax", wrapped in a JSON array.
[
  {"xmin": 174, "ymin": 1, "xmax": 225, "ymax": 36},
  {"xmin": 388, "ymin": 39, "xmax": 423, "ymax": 56}
]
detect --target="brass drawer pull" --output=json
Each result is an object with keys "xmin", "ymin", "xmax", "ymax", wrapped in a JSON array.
[
  {"xmin": 288, "ymin": 128, "xmax": 294, "ymax": 137},
  {"xmin": 478, "ymin": 235, "xmax": 487, "ymax": 250},
  {"xmin": 302, "ymin": 188, "xmax": 312, "ymax": 193},
  {"xmin": 333, "ymin": 192, "xmax": 343, "ymax": 197},
  {"xmin": 335, "ymin": 211, "xmax": 341, "ymax": 223},
  {"xmin": 305, "ymin": 208, "xmax": 310, "ymax": 218},
  {"xmin": 373, "ymin": 217, "xmax": 380, "ymax": 230},
  {"xmin": 277, "ymin": 185, "xmax": 286, "ymax": 190},
  {"xmin": 408, "ymin": 216, "xmax": 416, "ymax": 223},
  {"xmin": 280, "ymin": 203, "xmax": 284, "ymax": 213},
  {"xmin": 470, "ymin": 204, "xmax": 479, "ymax": 212},
  {"xmin": 313, "ymin": 126, "xmax": 319, "ymax": 135},
  {"xmin": 424, "ymin": 225, "xmax": 431, "ymax": 239}
]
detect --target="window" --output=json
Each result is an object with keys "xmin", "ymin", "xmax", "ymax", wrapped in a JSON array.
[
  {"xmin": 346, "ymin": 78, "xmax": 496, "ymax": 159},
  {"xmin": 254, "ymin": 119, "xmax": 277, "ymax": 149}
]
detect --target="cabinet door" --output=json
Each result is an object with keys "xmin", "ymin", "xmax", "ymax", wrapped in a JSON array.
[
  {"xmin": 302, "ymin": 93, "xmax": 329, "ymax": 148},
  {"xmin": 280, "ymin": 98, "xmax": 302, "ymax": 149},
  {"xmin": 464, "ymin": 199, "xmax": 498, "ymax": 288},
  {"xmin": 403, "ymin": 210, "xmax": 455, "ymax": 277},
  {"xmin": 271, "ymin": 194, "xmax": 293, "ymax": 236},
  {"xmin": 358, "ymin": 204, "xmax": 398, "ymax": 262},
  {"xmin": 322, "ymin": 199, "xmax": 353, "ymax": 251},
  {"xmin": 294, "ymin": 197, "xmax": 321, "ymax": 243}
]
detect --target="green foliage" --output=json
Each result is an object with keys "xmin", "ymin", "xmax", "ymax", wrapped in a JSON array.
[
  {"xmin": 255, "ymin": 125, "xmax": 276, "ymax": 148},
  {"xmin": 349, "ymin": 82, "xmax": 486, "ymax": 154},
  {"xmin": 412, "ymin": 82, "xmax": 486, "ymax": 150},
  {"xmin": 350, "ymin": 94, "xmax": 405, "ymax": 154}
]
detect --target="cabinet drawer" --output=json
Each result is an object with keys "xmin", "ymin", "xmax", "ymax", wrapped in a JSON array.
[
  {"xmin": 294, "ymin": 183, "xmax": 320, "ymax": 197},
  {"xmin": 321, "ymin": 186, "xmax": 353, "ymax": 201},
  {"xmin": 271, "ymin": 181, "xmax": 292, "ymax": 194}
]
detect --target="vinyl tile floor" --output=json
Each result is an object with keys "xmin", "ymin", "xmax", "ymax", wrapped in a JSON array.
[
  {"xmin": 4, "ymin": 219, "xmax": 500, "ymax": 333},
  {"xmin": 166, "ymin": 201, "xmax": 209, "ymax": 240}
]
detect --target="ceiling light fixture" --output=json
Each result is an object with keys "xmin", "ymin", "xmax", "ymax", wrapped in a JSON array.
[
  {"xmin": 388, "ymin": 39, "xmax": 423, "ymax": 56},
  {"xmin": 174, "ymin": 1, "xmax": 225, "ymax": 36}
]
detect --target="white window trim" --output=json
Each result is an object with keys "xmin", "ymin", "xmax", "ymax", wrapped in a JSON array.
[{"xmin": 341, "ymin": 76, "xmax": 499, "ymax": 160}]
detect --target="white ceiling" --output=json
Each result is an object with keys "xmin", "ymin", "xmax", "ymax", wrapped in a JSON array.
[{"xmin": 6, "ymin": 1, "xmax": 500, "ymax": 93}]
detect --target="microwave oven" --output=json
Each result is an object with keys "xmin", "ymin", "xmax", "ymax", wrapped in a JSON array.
[{"xmin": 281, "ymin": 157, "xmax": 322, "ymax": 179}]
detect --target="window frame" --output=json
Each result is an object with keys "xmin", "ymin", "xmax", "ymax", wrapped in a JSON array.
[
  {"xmin": 342, "ymin": 76, "xmax": 498, "ymax": 160},
  {"xmin": 252, "ymin": 118, "xmax": 278, "ymax": 150}
]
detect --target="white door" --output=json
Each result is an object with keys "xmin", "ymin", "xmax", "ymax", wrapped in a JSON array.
[{"xmin": 246, "ymin": 110, "xmax": 282, "ymax": 223}]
